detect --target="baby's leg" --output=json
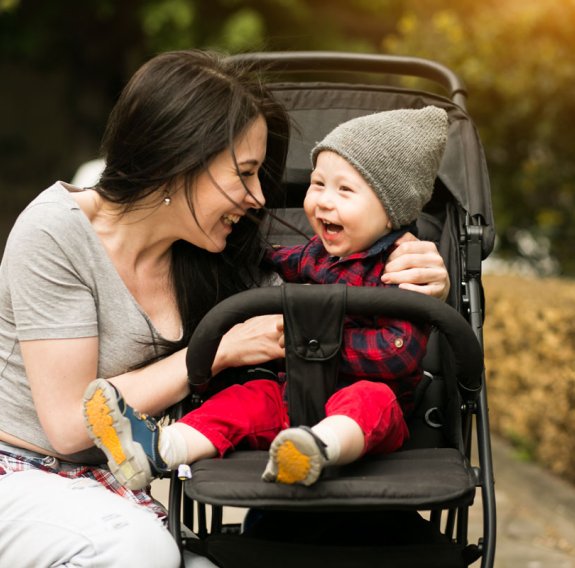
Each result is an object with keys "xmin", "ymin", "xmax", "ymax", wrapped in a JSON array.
[
  {"xmin": 324, "ymin": 380, "xmax": 409, "ymax": 456},
  {"xmin": 84, "ymin": 378, "xmax": 286, "ymax": 490},
  {"xmin": 160, "ymin": 377, "xmax": 288, "ymax": 468},
  {"xmin": 263, "ymin": 380, "xmax": 408, "ymax": 486},
  {"xmin": 158, "ymin": 422, "xmax": 217, "ymax": 469},
  {"xmin": 310, "ymin": 414, "xmax": 364, "ymax": 465},
  {"xmin": 178, "ymin": 378, "xmax": 288, "ymax": 456}
]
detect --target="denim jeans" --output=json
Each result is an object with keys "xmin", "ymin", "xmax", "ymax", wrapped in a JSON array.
[{"xmin": 0, "ymin": 441, "xmax": 182, "ymax": 568}]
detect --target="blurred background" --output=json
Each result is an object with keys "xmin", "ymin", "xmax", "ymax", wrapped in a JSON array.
[
  {"xmin": 1, "ymin": 0, "xmax": 575, "ymax": 275},
  {"xmin": 1, "ymin": 0, "xmax": 575, "ymax": 495}
]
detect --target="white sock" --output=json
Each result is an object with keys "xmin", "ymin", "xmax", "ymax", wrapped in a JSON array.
[
  {"xmin": 310, "ymin": 424, "xmax": 341, "ymax": 464},
  {"xmin": 158, "ymin": 425, "xmax": 189, "ymax": 468}
]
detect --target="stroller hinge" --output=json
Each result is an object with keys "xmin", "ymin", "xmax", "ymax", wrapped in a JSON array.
[
  {"xmin": 463, "ymin": 224, "xmax": 483, "ymax": 279},
  {"xmin": 472, "ymin": 466, "xmax": 483, "ymax": 486}
]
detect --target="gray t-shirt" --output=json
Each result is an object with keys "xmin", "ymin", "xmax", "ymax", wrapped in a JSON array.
[{"xmin": 0, "ymin": 182, "xmax": 171, "ymax": 463}]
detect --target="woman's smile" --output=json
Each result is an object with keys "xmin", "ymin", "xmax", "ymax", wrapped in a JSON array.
[
  {"xmin": 222, "ymin": 213, "xmax": 241, "ymax": 226},
  {"xmin": 176, "ymin": 115, "xmax": 268, "ymax": 252}
]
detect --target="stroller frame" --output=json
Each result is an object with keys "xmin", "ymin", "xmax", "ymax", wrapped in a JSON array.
[{"xmin": 166, "ymin": 52, "xmax": 496, "ymax": 568}]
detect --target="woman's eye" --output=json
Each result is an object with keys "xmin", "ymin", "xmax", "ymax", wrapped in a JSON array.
[{"xmin": 241, "ymin": 171, "xmax": 256, "ymax": 178}]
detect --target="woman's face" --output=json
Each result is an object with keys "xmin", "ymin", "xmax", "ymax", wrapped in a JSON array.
[
  {"xmin": 173, "ymin": 115, "xmax": 268, "ymax": 253},
  {"xmin": 304, "ymin": 150, "xmax": 392, "ymax": 258}
]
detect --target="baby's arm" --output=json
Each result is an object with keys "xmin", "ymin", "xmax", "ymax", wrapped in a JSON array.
[
  {"xmin": 263, "ymin": 244, "xmax": 307, "ymax": 283},
  {"xmin": 338, "ymin": 317, "xmax": 429, "ymax": 382}
]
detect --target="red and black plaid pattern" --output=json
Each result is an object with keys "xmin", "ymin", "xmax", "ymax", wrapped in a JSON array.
[{"xmin": 264, "ymin": 230, "xmax": 429, "ymax": 414}]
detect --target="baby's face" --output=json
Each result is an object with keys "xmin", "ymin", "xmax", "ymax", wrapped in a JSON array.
[{"xmin": 304, "ymin": 151, "xmax": 392, "ymax": 258}]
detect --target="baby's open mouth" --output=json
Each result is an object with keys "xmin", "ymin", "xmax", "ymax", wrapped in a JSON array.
[
  {"xmin": 222, "ymin": 214, "xmax": 241, "ymax": 226},
  {"xmin": 322, "ymin": 220, "xmax": 343, "ymax": 234}
]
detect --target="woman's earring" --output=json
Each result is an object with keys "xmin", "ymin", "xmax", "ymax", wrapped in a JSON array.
[{"xmin": 163, "ymin": 194, "xmax": 171, "ymax": 206}]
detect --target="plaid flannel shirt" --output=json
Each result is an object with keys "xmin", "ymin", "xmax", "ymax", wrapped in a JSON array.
[{"xmin": 263, "ymin": 228, "xmax": 429, "ymax": 414}]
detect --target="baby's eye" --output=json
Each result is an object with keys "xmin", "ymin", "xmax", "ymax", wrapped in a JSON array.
[
  {"xmin": 339, "ymin": 185, "xmax": 354, "ymax": 193},
  {"xmin": 310, "ymin": 178, "xmax": 324, "ymax": 187}
]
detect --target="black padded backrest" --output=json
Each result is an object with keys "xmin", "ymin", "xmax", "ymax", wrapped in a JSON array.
[{"xmin": 268, "ymin": 82, "xmax": 493, "ymax": 246}]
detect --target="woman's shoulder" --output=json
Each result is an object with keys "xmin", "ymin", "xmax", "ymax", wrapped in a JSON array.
[
  {"xmin": 4, "ymin": 182, "xmax": 98, "ymax": 265},
  {"xmin": 10, "ymin": 182, "xmax": 88, "ymax": 238},
  {"xmin": 21, "ymin": 181, "xmax": 80, "ymax": 214}
]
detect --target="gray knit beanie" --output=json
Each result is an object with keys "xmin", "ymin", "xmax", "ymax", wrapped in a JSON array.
[{"xmin": 311, "ymin": 106, "xmax": 448, "ymax": 229}]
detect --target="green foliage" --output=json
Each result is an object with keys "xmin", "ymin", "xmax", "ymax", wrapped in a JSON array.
[
  {"xmin": 382, "ymin": 0, "xmax": 575, "ymax": 274},
  {"xmin": 139, "ymin": 0, "xmax": 196, "ymax": 51},
  {"xmin": 0, "ymin": 0, "xmax": 17, "ymax": 11},
  {"xmin": 1, "ymin": 0, "xmax": 574, "ymax": 273},
  {"xmin": 217, "ymin": 8, "xmax": 265, "ymax": 53}
]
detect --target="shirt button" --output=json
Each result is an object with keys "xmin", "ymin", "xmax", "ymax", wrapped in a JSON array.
[{"xmin": 394, "ymin": 338, "xmax": 404, "ymax": 349}]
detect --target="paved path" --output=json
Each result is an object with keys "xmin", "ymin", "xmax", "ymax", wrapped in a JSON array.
[
  {"xmin": 152, "ymin": 434, "xmax": 575, "ymax": 567},
  {"xmin": 469, "ymin": 435, "xmax": 575, "ymax": 567}
]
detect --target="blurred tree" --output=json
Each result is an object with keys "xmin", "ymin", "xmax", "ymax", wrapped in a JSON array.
[
  {"xmin": 0, "ymin": 0, "xmax": 397, "ymax": 251},
  {"xmin": 383, "ymin": 0, "xmax": 575, "ymax": 274},
  {"xmin": 0, "ymin": 0, "xmax": 393, "ymax": 204},
  {"xmin": 1, "ymin": 0, "xmax": 575, "ymax": 273}
]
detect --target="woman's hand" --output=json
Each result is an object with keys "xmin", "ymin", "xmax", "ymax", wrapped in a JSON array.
[
  {"xmin": 212, "ymin": 314, "xmax": 285, "ymax": 375},
  {"xmin": 382, "ymin": 233, "xmax": 450, "ymax": 301}
]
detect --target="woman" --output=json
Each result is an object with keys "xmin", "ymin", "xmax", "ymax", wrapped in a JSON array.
[{"xmin": 0, "ymin": 50, "xmax": 449, "ymax": 567}]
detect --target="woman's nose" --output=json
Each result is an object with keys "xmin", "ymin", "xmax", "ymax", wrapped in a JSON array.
[{"xmin": 244, "ymin": 177, "xmax": 265, "ymax": 209}]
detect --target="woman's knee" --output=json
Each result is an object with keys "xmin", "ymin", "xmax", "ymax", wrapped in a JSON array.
[
  {"xmin": 112, "ymin": 512, "xmax": 181, "ymax": 568},
  {"xmin": 0, "ymin": 470, "xmax": 181, "ymax": 568}
]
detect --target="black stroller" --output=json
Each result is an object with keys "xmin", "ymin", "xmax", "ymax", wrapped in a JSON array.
[{"xmin": 167, "ymin": 52, "xmax": 496, "ymax": 568}]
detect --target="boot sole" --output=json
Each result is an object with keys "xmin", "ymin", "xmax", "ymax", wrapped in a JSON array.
[
  {"xmin": 83, "ymin": 379, "xmax": 152, "ymax": 490},
  {"xmin": 269, "ymin": 428, "xmax": 324, "ymax": 486}
]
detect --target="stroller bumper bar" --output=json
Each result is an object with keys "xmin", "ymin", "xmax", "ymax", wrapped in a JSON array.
[{"xmin": 186, "ymin": 284, "xmax": 483, "ymax": 395}]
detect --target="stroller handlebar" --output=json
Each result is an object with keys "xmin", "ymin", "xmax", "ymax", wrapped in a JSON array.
[
  {"xmin": 226, "ymin": 51, "xmax": 468, "ymax": 109},
  {"xmin": 186, "ymin": 284, "xmax": 483, "ymax": 395}
]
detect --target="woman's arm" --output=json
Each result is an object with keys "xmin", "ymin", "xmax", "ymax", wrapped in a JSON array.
[
  {"xmin": 381, "ymin": 233, "xmax": 450, "ymax": 301},
  {"xmin": 21, "ymin": 337, "xmax": 188, "ymax": 455},
  {"xmin": 22, "ymin": 314, "xmax": 285, "ymax": 456}
]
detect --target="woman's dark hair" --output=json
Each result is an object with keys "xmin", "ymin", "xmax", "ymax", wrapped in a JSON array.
[{"xmin": 96, "ymin": 50, "xmax": 290, "ymax": 355}]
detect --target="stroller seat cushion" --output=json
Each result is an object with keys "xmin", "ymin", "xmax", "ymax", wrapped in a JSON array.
[{"xmin": 184, "ymin": 447, "xmax": 475, "ymax": 511}]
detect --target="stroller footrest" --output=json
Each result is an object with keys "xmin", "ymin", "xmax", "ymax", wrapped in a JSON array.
[{"xmin": 184, "ymin": 448, "xmax": 476, "ymax": 510}]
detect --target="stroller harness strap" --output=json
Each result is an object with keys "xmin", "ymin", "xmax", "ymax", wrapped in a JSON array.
[{"xmin": 282, "ymin": 283, "xmax": 346, "ymax": 426}]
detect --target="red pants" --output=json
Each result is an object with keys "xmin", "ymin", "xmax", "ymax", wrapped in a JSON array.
[{"xmin": 179, "ymin": 379, "xmax": 409, "ymax": 457}]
